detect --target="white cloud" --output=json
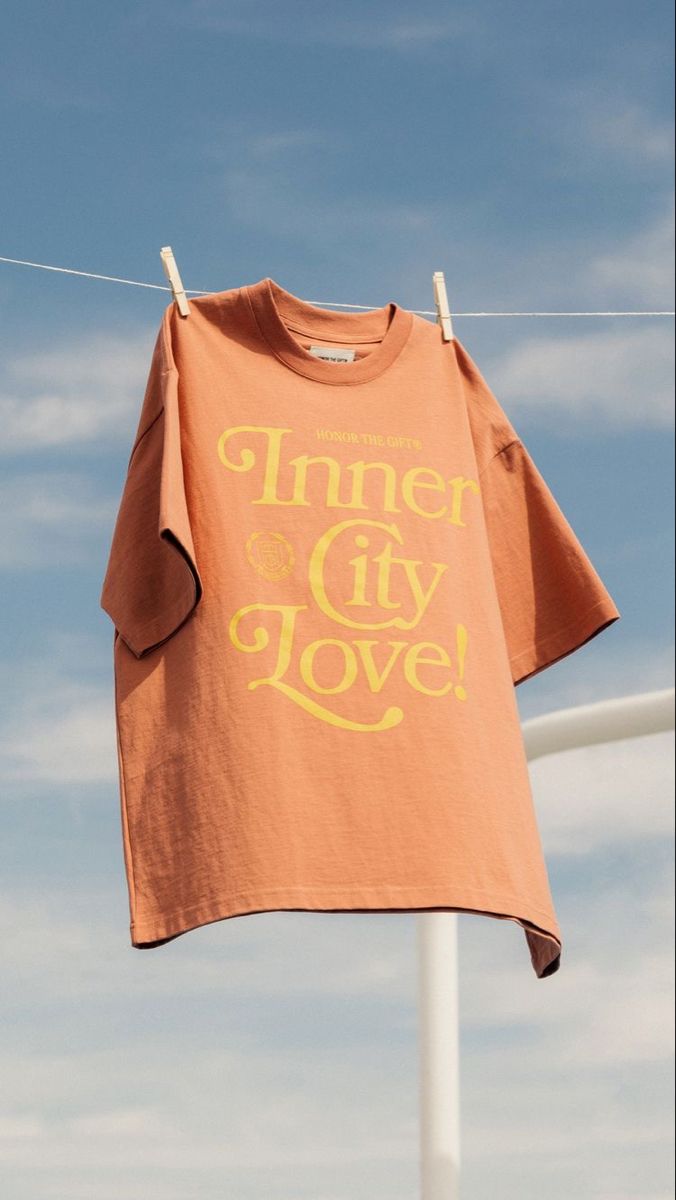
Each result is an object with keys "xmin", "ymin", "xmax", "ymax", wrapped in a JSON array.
[
  {"xmin": 0, "ymin": 645, "xmax": 116, "ymax": 786},
  {"xmin": 543, "ymin": 79, "xmax": 675, "ymax": 170},
  {"xmin": 489, "ymin": 324, "xmax": 674, "ymax": 429},
  {"xmin": 0, "ymin": 689, "xmax": 115, "ymax": 785},
  {"xmin": 0, "ymin": 471, "xmax": 115, "ymax": 568},
  {"xmin": 248, "ymin": 129, "xmax": 326, "ymax": 160},
  {"xmin": 141, "ymin": 1, "xmax": 481, "ymax": 48},
  {"xmin": 222, "ymin": 163, "xmax": 434, "ymax": 240},
  {"xmin": 4, "ymin": 70, "xmax": 108, "ymax": 111},
  {"xmin": 0, "ymin": 331, "xmax": 154, "ymax": 454},
  {"xmin": 574, "ymin": 97, "xmax": 674, "ymax": 167},
  {"xmin": 583, "ymin": 202, "xmax": 675, "ymax": 305},
  {"xmin": 528, "ymin": 730, "xmax": 674, "ymax": 856}
]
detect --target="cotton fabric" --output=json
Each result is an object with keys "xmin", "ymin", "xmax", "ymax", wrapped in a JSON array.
[{"xmin": 100, "ymin": 277, "xmax": 620, "ymax": 977}]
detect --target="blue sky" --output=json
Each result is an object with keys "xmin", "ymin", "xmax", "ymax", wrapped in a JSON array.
[{"xmin": 0, "ymin": 2, "xmax": 674, "ymax": 1197}]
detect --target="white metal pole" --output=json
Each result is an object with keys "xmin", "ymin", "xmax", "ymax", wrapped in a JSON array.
[
  {"xmin": 520, "ymin": 687, "xmax": 675, "ymax": 761},
  {"xmin": 418, "ymin": 910, "xmax": 460, "ymax": 1200},
  {"xmin": 418, "ymin": 687, "xmax": 675, "ymax": 1198}
]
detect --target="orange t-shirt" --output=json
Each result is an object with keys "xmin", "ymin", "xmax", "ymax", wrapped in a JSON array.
[{"xmin": 100, "ymin": 277, "xmax": 620, "ymax": 978}]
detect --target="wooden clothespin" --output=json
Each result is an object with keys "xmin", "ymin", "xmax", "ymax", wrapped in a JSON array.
[
  {"xmin": 433, "ymin": 271, "xmax": 454, "ymax": 342},
  {"xmin": 160, "ymin": 246, "xmax": 190, "ymax": 317}
]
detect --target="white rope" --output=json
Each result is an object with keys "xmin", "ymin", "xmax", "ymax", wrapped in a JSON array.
[{"xmin": 1, "ymin": 254, "xmax": 674, "ymax": 318}]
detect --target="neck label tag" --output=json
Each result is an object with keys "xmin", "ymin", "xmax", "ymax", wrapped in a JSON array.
[{"xmin": 309, "ymin": 346, "xmax": 357, "ymax": 363}]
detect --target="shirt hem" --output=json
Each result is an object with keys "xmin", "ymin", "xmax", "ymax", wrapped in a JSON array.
[
  {"xmin": 510, "ymin": 596, "xmax": 620, "ymax": 686},
  {"xmin": 129, "ymin": 883, "xmax": 562, "ymax": 980}
]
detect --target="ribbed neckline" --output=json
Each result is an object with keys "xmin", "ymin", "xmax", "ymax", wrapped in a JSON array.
[{"xmin": 244, "ymin": 277, "xmax": 413, "ymax": 385}]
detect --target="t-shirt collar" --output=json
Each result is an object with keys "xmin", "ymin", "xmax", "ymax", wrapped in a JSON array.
[{"xmin": 244, "ymin": 277, "xmax": 413, "ymax": 385}]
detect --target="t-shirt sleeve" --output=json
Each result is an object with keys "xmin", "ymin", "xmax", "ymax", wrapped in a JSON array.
[
  {"xmin": 454, "ymin": 337, "xmax": 621, "ymax": 687},
  {"xmin": 99, "ymin": 307, "xmax": 203, "ymax": 659},
  {"xmin": 479, "ymin": 438, "xmax": 621, "ymax": 685}
]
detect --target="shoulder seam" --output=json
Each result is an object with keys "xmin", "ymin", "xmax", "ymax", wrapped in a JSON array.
[{"xmin": 127, "ymin": 406, "xmax": 165, "ymax": 470}]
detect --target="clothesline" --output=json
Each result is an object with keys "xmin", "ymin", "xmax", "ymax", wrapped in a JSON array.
[{"xmin": 0, "ymin": 254, "xmax": 674, "ymax": 318}]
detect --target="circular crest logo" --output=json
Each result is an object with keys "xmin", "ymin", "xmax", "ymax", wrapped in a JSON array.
[{"xmin": 246, "ymin": 531, "xmax": 295, "ymax": 581}]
